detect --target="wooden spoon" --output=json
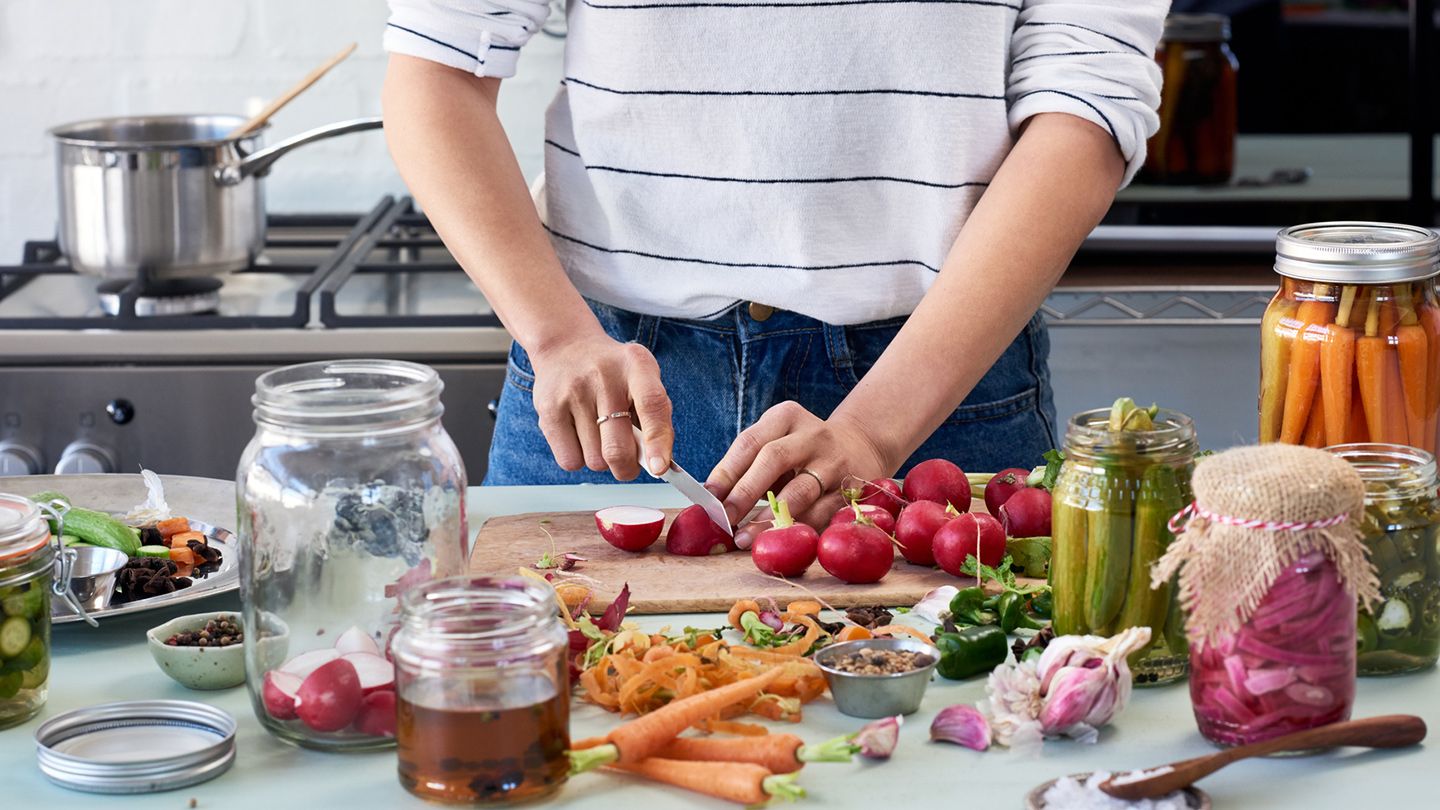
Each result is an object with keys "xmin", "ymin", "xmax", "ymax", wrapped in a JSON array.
[
  {"xmin": 226, "ymin": 42, "xmax": 358, "ymax": 139},
  {"xmin": 1101, "ymin": 714, "xmax": 1426, "ymax": 801}
]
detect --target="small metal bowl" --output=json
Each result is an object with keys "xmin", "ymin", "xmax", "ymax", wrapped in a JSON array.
[
  {"xmin": 812, "ymin": 637, "xmax": 939, "ymax": 718},
  {"xmin": 64, "ymin": 546, "xmax": 128, "ymax": 612},
  {"xmin": 1025, "ymin": 773, "xmax": 1212, "ymax": 809}
]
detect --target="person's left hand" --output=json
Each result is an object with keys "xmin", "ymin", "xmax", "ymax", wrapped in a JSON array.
[{"xmin": 705, "ymin": 401, "xmax": 893, "ymax": 548}]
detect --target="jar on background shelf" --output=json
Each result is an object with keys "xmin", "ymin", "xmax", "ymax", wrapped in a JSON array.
[
  {"xmin": 1050, "ymin": 406, "xmax": 1197, "ymax": 685},
  {"xmin": 238, "ymin": 359, "xmax": 469, "ymax": 751},
  {"xmin": 392, "ymin": 576, "xmax": 571, "ymax": 804},
  {"xmin": 1139, "ymin": 13, "xmax": 1239, "ymax": 186},
  {"xmin": 1260, "ymin": 222, "xmax": 1440, "ymax": 454}
]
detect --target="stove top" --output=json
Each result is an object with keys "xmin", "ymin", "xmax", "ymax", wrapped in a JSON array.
[{"xmin": 0, "ymin": 197, "xmax": 501, "ymax": 332}]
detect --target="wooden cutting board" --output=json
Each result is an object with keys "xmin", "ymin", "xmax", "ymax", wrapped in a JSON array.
[{"xmin": 469, "ymin": 504, "xmax": 1042, "ymax": 615}]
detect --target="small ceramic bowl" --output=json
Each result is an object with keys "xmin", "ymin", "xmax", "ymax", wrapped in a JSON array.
[
  {"xmin": 146, "ymin": 611, "xmax": 246, "ymax": 690},
  {"xmin": 812, "ymin": 637, "xmax": 940, "ymax": 718}
]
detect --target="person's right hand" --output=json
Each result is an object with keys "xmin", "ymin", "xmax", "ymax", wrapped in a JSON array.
[{"xmin": 527, "ymin": 332, "xmax": 674, "ymax": 481}]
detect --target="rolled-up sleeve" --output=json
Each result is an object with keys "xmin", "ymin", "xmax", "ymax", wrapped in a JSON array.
[
  {"xmin": 384, "ymin": 0, "xmax": 552, "ymax": 79},
  {"xmin": 1006, "ymin": 0, "xmax": 1167, "ymax": 187}
]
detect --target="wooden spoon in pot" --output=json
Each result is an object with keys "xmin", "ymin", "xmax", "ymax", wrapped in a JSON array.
[
  {"xmin": 1101, "ymin": 714, "xmax": 1427, "ymax": 801},
  {"xmin": 226, "ymin": 42, "xmax": 357, "ymax": 139}
]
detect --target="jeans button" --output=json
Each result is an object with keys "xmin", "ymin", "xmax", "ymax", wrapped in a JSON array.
[{"xmin": 747, "ymin": 302, "xmax": 775, "ymax": 322}]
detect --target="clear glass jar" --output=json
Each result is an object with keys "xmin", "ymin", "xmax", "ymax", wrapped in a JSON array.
[
  {"xmin": 1139, "ymin": 13, "xmax": 1239, "ymax": 185},
  {"xmin": 1189, "ymin": 552, "xmax": 1356, "ymax": 747},
  {"xmin": 1327, "ymin": 443, "xmax": 1440, "ymax": 675},
  {"xmin": 1261, "ymin": 222, "xmax": 1440, "ymax": 454},
  {"xmin": 1051, "ymin": 408, "xmax": 1196, "ymax": 685},
  {"xmin": 238, "ymin": 360, "xmax": 469, "ymax": 751},
  {"xmin": 392, "ymin": 576, "xmax": 570, "ymax": 805},
  {"xmin": 0, "ymin": 494, "xmax": 56, "ymax": 729}
]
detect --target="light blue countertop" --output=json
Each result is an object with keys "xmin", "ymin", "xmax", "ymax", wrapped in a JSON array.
[{"xmin": 4, "ymin": 484, "xmax": 1435, "ymax": 809}]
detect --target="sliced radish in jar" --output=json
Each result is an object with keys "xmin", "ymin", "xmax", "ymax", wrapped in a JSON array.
[
  {"xmin": 296, "ymin": 658, "xmax": 364, "ymax": 733},
  {"xmin": 342, "ymin": 652, "xmax": 396, "ymax": 694},
  {"xmin": 262, "ymin": 670, "xmax": 304, "ymax": 720},
  {"xmin": 280, "ymin": 648, "xmax": 340, "ymax": 679},
  {"xmin": 595, "ymin": 506, "xmax": 666, "ymax": 552},
  {"xmin": 354, "ymin": 689, "xmax": 397, "ymax": 737},
  {"xmin": 334, "ymin": 626, "xmax": 382, "ymax": 658}
]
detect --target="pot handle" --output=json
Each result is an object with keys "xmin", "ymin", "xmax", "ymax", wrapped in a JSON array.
[{"xmin": 216, "ymin": 116, "xmax": 383, "ymax": 186}]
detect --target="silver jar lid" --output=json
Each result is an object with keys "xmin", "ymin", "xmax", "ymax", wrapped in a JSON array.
[
  {"xmin": 35, "ymin": 700, "xmax": 236, "ymax": 794},
  {"xmin": 1163, "ymin": 13, "xmax": 1230, "ymax": 43},
  {"xmin": 1275, "ymin": 221, "xmax": 1440, "ymax": 283}
]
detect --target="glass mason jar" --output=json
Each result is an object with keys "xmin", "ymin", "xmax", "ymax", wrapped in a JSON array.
[
  {"xmin": 1051, "ymin": 408, "xmax": 1196, "ymax": 685},
  {"xmin": 1138, "ymin": 13, "xmax": 1239, "ymax": 185},
  {"xmin": 238, "ymin": 360, "xmax": 469, "ymax": 751},
  {"xmin": 0, "ymin": 494, "xmax": 56, "ymax": 729},
  {"xmin": 1327, "ymin": 444, "xmax": 1440, "ymax": 675},
  {"xmin": 1189, "ymin": 552, "xmax": 1356, "ymax": 747},
  {"xmin": 392, "ymin": 576, "xmax": 570, "ymax": 805},
  {"xmin": 1261, "ymin": 222, "xmax": 1440, "ymax": 454}
]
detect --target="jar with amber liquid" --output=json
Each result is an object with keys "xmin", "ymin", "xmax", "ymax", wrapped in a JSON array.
[
  {"xmin": 1139, "ymin": 13, "xmax": 1239, "ymax": 185},
  {"xmin": 392, "ymin": 576, "xmax": 570, "ymax": 804},
  {"xmin": 1260, "ymin": 222, "xmax": 1440, "ymax": 455}
]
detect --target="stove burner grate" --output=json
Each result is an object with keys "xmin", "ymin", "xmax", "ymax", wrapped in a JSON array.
[{"xmin": 97, "ymin": 278, "xmax": 223, "ymax": 317}]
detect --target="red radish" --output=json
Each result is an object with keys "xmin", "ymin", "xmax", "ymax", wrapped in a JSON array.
[
  {"xmin": 828, "ymin": 503, "xmax": 896, "ymax": 536},
  {"xmin": 999, "ymin": 487, "xmax": 1053, "ymax": 538},
  {"xmin": 354, "ymin": 689, "xmax": 397, "ymax": 737},
  {"xmin": 984, "ymin": 467, "xmax": 1031, "ymax": 518},
  {"xmin": 849, "ymin": 478, "xmax": 905, "ymax": 518},
  {"xmin": 341, "ymin": 652, "xmax": 396, "ymax": 695},
  {"xmin": 296, "ymin": 658, "xmax": 364, "ymax": 732},
  {"xmin": 334, "ymin": 625, "xmax": 381, "ymax": 658},
  {"xmin": 279, "ymin": 648, "xmax": 339, "ymax": 679},
  {"xmin": 595, "ymin": 505, "xmax": 666, "ymax": 552},
  {"xmin": 665, "ymin": 504, "xmax": 735, "ymax": 556},
  {"xmin": 903, "ymin": 459, "xmax": 972, "ymax": 510},
  {"xmin": 817, "ymin": 521, "xmax": 894, "ymax": 584},
  {"xmin": 262, "ymin": 670, "xmax": 304, "ymax": 721},
  {"xmin": 893, "ymin": 500, "xmax": 954, "ymax": 566},
  {"xmin": 933, "ymin": 513, "xmax": 1006, "ymax": 575},
  {"xmin": 752, "ymin": 492, "xmax": 819, "ymax": 577}
]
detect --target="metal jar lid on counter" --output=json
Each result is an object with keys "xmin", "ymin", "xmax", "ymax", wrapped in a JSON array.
[{"xmin": 35, "ymin": 699, "xmax": 237, "ymax": 793}]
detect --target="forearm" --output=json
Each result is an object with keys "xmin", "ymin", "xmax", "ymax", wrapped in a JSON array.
[
  {"xmin": 381, "ymin": 55, "xmax": 602, "ymax": 353},
  {"xmin": 832, "ymin": 113, "xmax": 1125, "ymax": 470}
]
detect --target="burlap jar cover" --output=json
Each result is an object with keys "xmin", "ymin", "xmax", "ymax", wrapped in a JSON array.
[{"xmin": 1152, "ymin": 444, "xmax": 1382, "ymax": 648}]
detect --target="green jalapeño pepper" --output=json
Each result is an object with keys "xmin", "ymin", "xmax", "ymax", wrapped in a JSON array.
[
  {"xmin": 997, "ymin": 591, "xmax": 1046, "ymax": 634},
  {"xmin": 949, "ymin": 587, "xmax": 992, "ymax": 626},
  {"xmin": 934, "ymin": 626, "xmax": 1008, "ymax": 680}
]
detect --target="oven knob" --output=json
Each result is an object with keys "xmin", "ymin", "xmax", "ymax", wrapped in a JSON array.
[
  {"xmin": 106, "ymin": 399, "xmax": 136, "ymax": 425},
  {"xmin": 54, "ymin": 442, "xmax": 116, "ymax": 475},
  {"xmin": 0, "ymin": 442, "xmax": 41, "ymax": 477}
]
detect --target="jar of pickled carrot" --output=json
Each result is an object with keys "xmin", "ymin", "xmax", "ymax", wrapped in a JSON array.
[{"xmin": 1260, "ymin": 222, "xmax": 1440, "ymax": 455}]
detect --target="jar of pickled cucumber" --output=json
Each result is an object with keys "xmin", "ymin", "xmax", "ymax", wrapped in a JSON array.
[
  {"xmin": 0, "ymin": 494, "xmax": 57, "ymax": 729},
  {"xmin": 1261, "ymin": 222, "xmax": 1440, "ymax": 455},
  {"xmin": 1051, "ymin": 400, "xmax": 1196, "ymax": 685},
  {"xmin": 1327, "ymin": 443, "xmax": 1440, "ymax": 675}
]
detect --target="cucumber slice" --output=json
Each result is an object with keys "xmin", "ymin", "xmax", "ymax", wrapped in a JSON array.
[
  {"xmin": 0, "ymin": 671, "xmax": 20, "ymax": 700},
  {"xmin": 1, "ymin": 637, "xmax": 44, "ymax": 672},
  {"xmin": 1, "ymin": 585, "xmax": 44, "ymax": 619},
  {"xmin": 59, "ymin": 534, "xmax": 87, "ymax": 548},
  {"xmin": 0, "ymin": 616, "xmax": 31, "ymax": 658},
  {"xmin": 20, "ymin": 656, "xmax": 48, "ymax": 689},
  {"xmin": 137, "ymin": 545, "xmax": 172, "ymax": 558}
]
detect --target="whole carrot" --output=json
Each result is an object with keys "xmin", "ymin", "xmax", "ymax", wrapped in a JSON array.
[
  {"xmin": 1260, "ymin": 296, "xmax": 1300, "ymax": 442},
  {"xmin": 607, "ymin": 758, "xmax": 804, "ymax": 805},
  {"xmin": 1319, "ymin": 323, "xmax": 1355, "ymax": 446},
  {"xmin": 1397, "ymin": 322, "xmax": 1429, "ymax": 446},
  {"xmin": 657, "ymin": 733, "xmax": 858, "ymax": 774},
  {"xmin": 1301, "ymin": 387, "xmax": 1327, "ymax": 448},
  {"xmin": 1280, "ymin": 297, "xmax": 1336, "ymax": 443},
  {"xmin": 1357, "ymin": 335, "xmax": 1390, "ymax": 442},
  {"xmin": 570, "ymin": 667, "xmax": 786, "ymax": 772},
  {"xmin": 1346, "ymin": 385, "xmax": 1369, "ymax": 444},
  {"xmin": 1421, "ymin": 302, "xmax": 1440, "ymax": 452}
]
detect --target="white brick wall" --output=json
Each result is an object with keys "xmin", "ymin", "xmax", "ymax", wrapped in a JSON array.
[{"xmin": 0, "ymin": 0, "xmax": 564, "ymax": 263}]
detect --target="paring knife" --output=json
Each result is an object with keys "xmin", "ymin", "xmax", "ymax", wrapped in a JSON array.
[{"xmin": 632, "ymin": 425, "xmax": 733, "ymax": 536}]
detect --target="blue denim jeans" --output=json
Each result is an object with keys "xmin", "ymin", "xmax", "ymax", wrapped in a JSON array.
[{"xmin": 484, "ymin": 301, "xmax": 1056, "ymax": 485}]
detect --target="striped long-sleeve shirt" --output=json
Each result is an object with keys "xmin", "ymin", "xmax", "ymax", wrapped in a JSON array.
[{"xmin": 384, "ymin": 0, "xmax": 1167, "ymax": 325}]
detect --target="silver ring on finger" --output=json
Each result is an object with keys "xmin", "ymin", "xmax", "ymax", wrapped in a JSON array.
[
  {"xmin": 595, "ymin": 410, "xmax": 631, "ymax": 426},
  {"xmin": 796, "ymin": 467, "xmax": 828, "ymax": 494}
]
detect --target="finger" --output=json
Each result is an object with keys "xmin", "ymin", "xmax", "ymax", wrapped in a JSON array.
[
  {"xmin": 733, "ymin": 515, "xmax": 773, "ymax": 551},
  {"xmin": 597, "ymin": 395, "xmax": 641, "ymax": 481},
  {"xmin": 794, "ymin": 492, "xmax": 847, "ymax": 533},
  {"xmin": 537, "ymin": 406, "xmax": 584, "ymax": 472},
  {"xmin": 706, "ymin": 401, "xmax": 807, "ymax": 504},
  {"xmin": 773, "ymin": 464, "xmax": 834, "ymax": 528},
  {"xmin": 723, "ymin": 436, "xmax": 804, "ymax": 525},
  {"xmin": 625, "ymin": 344, "xmax": 674, "ymax": 477},
  {"xmin": 573, "ymin": 403, "xmax": 606, "ymax": 472}
]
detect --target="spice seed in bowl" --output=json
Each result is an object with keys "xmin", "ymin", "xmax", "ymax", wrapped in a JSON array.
[
  {"xmin": 166, "ymin": 617, "xmax": 244, "ymax": 648},
  {"xmin": 829, "ymin": 646, "xmax": 934, "ymax": 675}
]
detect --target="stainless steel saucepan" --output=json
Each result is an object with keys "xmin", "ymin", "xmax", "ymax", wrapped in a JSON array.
[{"xmin": 49, "ymin": 114, "xmax": 382, "ymax": 280}]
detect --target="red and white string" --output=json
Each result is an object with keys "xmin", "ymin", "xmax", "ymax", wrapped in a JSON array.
[{"xmin": 1168, "ymin": 502, "xmax": 1350, "ymax": 535}]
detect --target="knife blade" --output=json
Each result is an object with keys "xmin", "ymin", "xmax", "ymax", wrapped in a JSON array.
[{"xmin": 632, "ymin": 425, "xmax": 732, "ymax": 536}]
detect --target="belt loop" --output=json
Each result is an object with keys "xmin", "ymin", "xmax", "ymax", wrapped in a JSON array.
[{"xmin": 823, "ymin": 321, "xmax": 851, "ymax": 371}]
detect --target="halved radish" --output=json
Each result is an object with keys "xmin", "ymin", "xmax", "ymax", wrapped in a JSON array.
[
  {"xmin": 334, "ymin": 625, "xmax": 382, "ymax": 658},
  {"xmin": 595, "ymin": 506, "xmax": 666, "ymax": 552},
  {"xmin": 296, "ymin": 658, "xmax": 363, "ymax": 732},
  {"xmin": 342, "ymin": 652, "xmax": 396, "ymax": 695},
  {"xmin": 262, "ymin": 670, "xmax": 304, "ymax": 721},
  {"xmin": 279, "ymin": 648, "xmax": 339, "ymax": 680},
  {"xmin": 354, "ymin": 689, "xmax": 397, "ymax": 737}
]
